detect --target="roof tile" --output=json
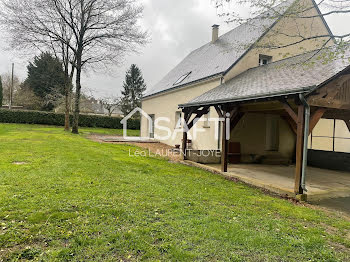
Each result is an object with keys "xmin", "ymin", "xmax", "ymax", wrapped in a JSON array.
[
  {"xmin": 144, "ymin": 0, "xmax": 295, "ymax": 98},
  {"xmin": 181, "ymin": 48, "xmax": 350, "ymax": 107}
]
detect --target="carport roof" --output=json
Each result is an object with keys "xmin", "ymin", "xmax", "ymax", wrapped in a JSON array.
[{"xmin": 179, "ymin": 47, "xmax": 350, "ymax": 108}]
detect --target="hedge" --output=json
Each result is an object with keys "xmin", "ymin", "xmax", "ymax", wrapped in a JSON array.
[{"xmin": 0, "ymin": 109, "xmax": 140, "ymax": 130}]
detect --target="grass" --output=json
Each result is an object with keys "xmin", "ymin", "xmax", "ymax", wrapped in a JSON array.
[
  {"xmin": 0, "ymin": 124, "xmax": 140, "ymax": 137},
  {"xmin": 0, "ymin": 123, "xmax": 349, "ymax": 261}
]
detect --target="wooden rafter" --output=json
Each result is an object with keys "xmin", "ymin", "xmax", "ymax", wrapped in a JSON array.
[
  {"xmin": 231, "ymin": 112, "xmax": 244, "ymax": 130},
  {"xmin": 214, "ymin": 105, "xmax": 224, "ymax": 118},
  {"xmin": 281, "ymin": 100, "xmax": 298, "ymax": 124},
  {"xmin": 187, "ymin": 107, "xmax": 210, "ymax": 130},
  {"xmin": 309, "ymin": 108, "xmax": 327, "ymax": 135},
  {"xmin": 184, "ymin": 108, "xmax": 196, "ymax": 123},
  {"xmin": 313, "ymin": 74, "xmax": 350, "ymax": 99},
  {"xmin": 282, "ymin": 115, "xmax": 297, "ymax": 135},
  {"xmin": 228, "ymin": 107, "xmax": 239, "ymax": 119},
  {"xmin": 326, "ymin": 75, "xmax": 350, "ymax": 98},
  {"xmin": 308, "ymin": 74, "xmax": 350, "ymax": 109},
  {"xmin": 323, "ymin": 109, "xmax": 350, "ymax": 120},
  {"xmin": 308, "ymin": 99, "xmax": 344, "ymax": 109},
  {"xmin": 240, "ymin": 101, "xmax": 283, "ymax": 112}
]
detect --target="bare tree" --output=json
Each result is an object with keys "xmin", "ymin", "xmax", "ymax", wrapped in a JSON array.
[
  {"xmin": 101, "ymin": 96, "xmax": 121, "ymax": 117},
  {"xmin": 1, "ymin": 1, "xmax": 76, "ymax": 131},
  {"xmin": 214, "ymin": 0, "xmax": 350, "ymax": 54},
  {"xmin": 1, "ymin": 0, "xmax": 147, "ymax": 134},
  {"xmin": 52, "ymin": 26, "xmax": 76, "ymax": 131},
  {"xmin": 60, "ymin": 0, "xmax": 147, "ymax": 134}
]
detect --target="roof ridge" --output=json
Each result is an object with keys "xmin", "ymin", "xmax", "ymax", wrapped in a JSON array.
[
  {"xmin": 190, "ymin": 0, "xmax": 295, "ymax": 52},
  {"xmin": 218, "ymin": 0, "xmax": 295, "ymax": 38}
]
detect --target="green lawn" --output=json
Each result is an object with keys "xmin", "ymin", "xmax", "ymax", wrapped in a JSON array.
[{"xmin": 0, "ymin": 124, "xmax": 349, "ymax": 261}]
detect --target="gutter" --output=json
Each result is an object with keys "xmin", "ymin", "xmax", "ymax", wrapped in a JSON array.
[{"xmin": 299, "ymin": 94, "xmax": 310, "ymax": 192}]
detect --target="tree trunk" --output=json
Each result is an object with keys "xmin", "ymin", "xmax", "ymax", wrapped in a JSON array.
[
  {"xmin": 72, "ymin": 54, "xmax": 82, "ymax": 134},
  {"xmin": 64, "ymin": 89, "xmax": 70, "ymax": 131},
  {"xmin": 64, "ymin": 66, "xmax": 70, "ymax": 131}
]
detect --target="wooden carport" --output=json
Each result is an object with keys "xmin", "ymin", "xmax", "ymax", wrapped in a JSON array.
[{"xmin": 181, "ymin": 72, "xmax": 350, "ymax": 198}]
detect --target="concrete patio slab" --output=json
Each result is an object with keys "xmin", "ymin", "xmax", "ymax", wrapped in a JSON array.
[
  {"xmin": 311, "ymin": 197, "xmax": 350, "ymax": 215},
  {"xmin": 206, "ymin": 164, "xmax": 350, "ymax": 201}
]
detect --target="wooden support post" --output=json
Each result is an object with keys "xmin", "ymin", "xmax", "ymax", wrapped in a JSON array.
[
  {"xmin": 221, "ymin": 108, "xmax": 228, "ymax": 172},
  {"xmin": 182, "ymin": 111, "xmax": 189, "ymax": 160},
  {"xmin": 294, "ymin": 105, "xmax": 305, "ymax": 195}
]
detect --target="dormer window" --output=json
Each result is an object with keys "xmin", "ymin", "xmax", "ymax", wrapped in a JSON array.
[
  {"xmin": 173, "ymin": 72, "xmax": 192, "ymax": 86},
  {"xmin": 259, "ymin": 55, "xmax": 272, "ymax": 66}
]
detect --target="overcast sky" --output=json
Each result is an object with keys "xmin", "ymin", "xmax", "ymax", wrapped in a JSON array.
[{"xmin": 0, "ymin": 0, "xmax": 349, "ymax": 99}]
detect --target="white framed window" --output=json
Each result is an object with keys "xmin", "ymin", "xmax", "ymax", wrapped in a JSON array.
[
  {"xmin": 175, "ymin": 111, "xmax": 182, "ymax": 129},
  {"xmin": 259, "ymin": 54, "xmax": 272, "ymax": 66},
  {"xmin": 310, "ymin": 119, "xmax": 350, "ymax": 153}
]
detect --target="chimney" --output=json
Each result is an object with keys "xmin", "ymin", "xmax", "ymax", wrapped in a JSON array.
[{"xmin": 212, "ymin": 24, "xmax": 219, "ymax": 43}]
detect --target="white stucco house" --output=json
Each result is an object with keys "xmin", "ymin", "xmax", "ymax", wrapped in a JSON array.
[{"xmin": 140, "ymin": 0, "xmax": 350, "ymax": 197}]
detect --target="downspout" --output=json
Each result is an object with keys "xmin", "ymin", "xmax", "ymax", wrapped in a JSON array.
[
  {"xmin": 218, "ymin": 76, "xmax": 224, "ymax": 150},
  {"xmin": 299, "ymin": 94, "xmax": 310, "ymax": 192}
]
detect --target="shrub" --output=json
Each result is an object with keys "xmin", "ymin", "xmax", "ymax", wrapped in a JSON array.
[{"xmin": 0, "ymin": 109, "xmax": 140, "ymax": 130}]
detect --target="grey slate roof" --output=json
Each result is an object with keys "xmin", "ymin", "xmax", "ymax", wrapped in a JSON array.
[
  {"xmin": 180, "ymin": 48, "xmax": 350, "ymax": 107},
  {"xmin": 144, "ymin": 0, "xmax": 295, "ymax": 98}
]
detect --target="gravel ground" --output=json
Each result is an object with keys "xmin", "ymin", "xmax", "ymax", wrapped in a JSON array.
[{"xmin": 311, "ymin": 197, "xmax": 350, "ymax": 216}]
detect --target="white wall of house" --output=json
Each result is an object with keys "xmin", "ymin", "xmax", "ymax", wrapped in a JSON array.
[
  {"xmin": 141, "ymin": 0, "xmax": 333, "ymax": 153},
  {"xmin": 230, "ymin": 113, "xmax": 296, "ymax": 162},
  {"xmin": 141, "ymin": 78, "xmax": 222, "ymax": 150}
]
